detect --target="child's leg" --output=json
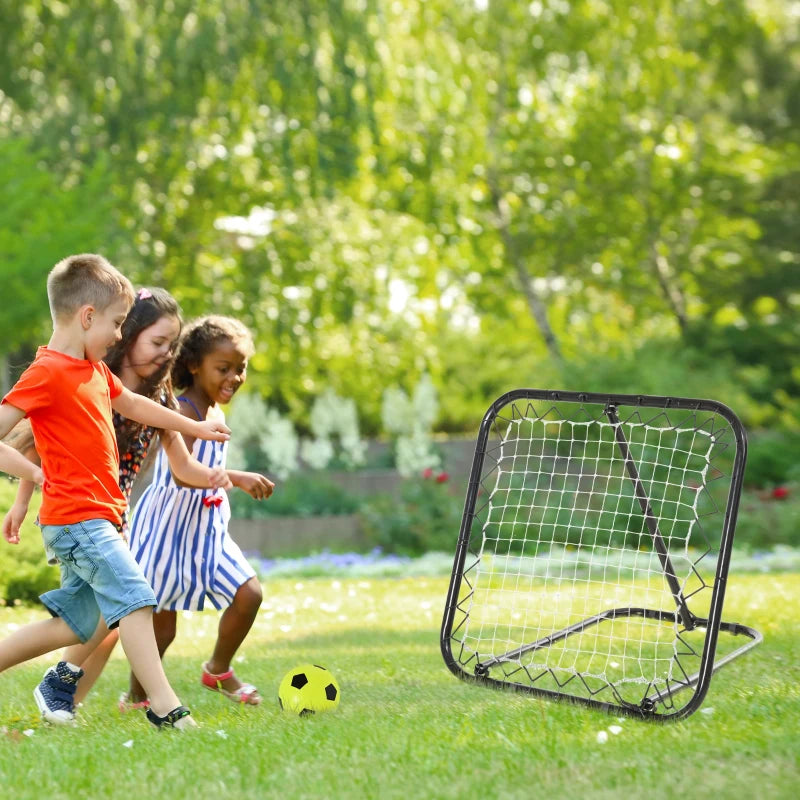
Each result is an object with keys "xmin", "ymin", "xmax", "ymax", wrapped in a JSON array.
[
  {"xmin": 0, "ymin": 617, "xmax": 80, "ymax": 672},
  {"xmin": 205, "ymin": 577, "xmax": 262, "ymax": 692},
  {"xmin": 117, "ymin": 607, "xmax": 181, "ymax": 718},
  {"xmin": 61, "ymin": 617, "xmax": 111, "ymax": 669},
  {"xmin": 32, "ymin": 618, "xmax": 115, "ymax": 707},
  {"xmin": 128, "ymin": 609, "xmax": 177, "ymax": 703},
  {"xmin": 73, "ymin": 627, "xmax": 120, "ymax": 706}
]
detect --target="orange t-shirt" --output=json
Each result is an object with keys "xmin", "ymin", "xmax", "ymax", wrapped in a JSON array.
[{"xmin": 2, "ymin": 347, "xmax": 126, "ymax": 527}]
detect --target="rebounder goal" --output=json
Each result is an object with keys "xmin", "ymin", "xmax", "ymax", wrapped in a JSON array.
[{"xmin": 440, "ymin": 390, "xmax": 761, "ymax": 720}]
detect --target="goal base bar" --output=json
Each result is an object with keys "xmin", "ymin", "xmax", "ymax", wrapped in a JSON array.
[{"xmin": 442, "ymin": 610, "xmax": 762, "ymax": 722}]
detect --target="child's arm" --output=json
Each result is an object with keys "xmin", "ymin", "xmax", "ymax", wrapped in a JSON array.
[
  {"xmin": 0, "ymin": 416, "xmax": 42, "ymax": 544},
  {"xmin": 159, "ymin": 429, "xmax": 233, "ymax": 490},
  {"xmin": 227, "ymin": 470, "xmax": 275, "ymax": 501},
  {"xmin": 0, "ymin": 404, "xmax": 44, "ymax": 485},
  {"xmin": 2, "ymin": 476, "xmax": 37, "ymax": 545},
  {"xmin": 0, "ymin": 443, "xmax": 42, "ymax": 485},
  {"xmin": 112, "ymin": 388, "xmax": 230, "ymax": 442}
]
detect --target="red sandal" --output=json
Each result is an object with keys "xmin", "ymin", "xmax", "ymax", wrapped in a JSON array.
[
  {"xmin": 201, "ymin": 661, "xmax": 262, "ymax": 706},
  {"xmin": 118, "ymin": 691, "xmax": 150, "ymax": 713}
]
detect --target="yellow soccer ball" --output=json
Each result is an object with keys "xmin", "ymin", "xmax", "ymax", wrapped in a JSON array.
[{"xmin": 278, "ymin": 664, "xmax": 340, "ymax": 715}]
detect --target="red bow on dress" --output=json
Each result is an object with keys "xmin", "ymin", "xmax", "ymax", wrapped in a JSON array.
[{"xmin": 202, "ymin": 495, "xmax": 223, "ymax": 508}]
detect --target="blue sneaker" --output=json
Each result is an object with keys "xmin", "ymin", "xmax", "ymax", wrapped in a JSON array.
[{"xmin": 33, "ymin": 661, "xmax": 83, "ymax": 724}]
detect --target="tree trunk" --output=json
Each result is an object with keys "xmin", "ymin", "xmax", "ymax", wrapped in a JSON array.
[
  {"xmin": 509, "ymin": 238, "xmax": 563, "ymax": 362},
  {"xmin": 648, "ymin": 239, "xmax": 689, "ymax": 336},
  {"xmin": 484, "ymin": 83, "xmax": 563, "ymax": 363},
  {"xmin": 488, "ymin": 178, "xmax": 563, "ymax": 362}
]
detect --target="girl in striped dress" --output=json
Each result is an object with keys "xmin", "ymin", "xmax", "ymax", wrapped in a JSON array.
[{"xmin": 127, "ymin": 315, "xmax": 273, "ymax": 706}]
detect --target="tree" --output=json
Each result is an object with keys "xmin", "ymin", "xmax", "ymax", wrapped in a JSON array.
[{"xmin": 0, "ymin": 136, "xmax": 116, "ymax": 391}]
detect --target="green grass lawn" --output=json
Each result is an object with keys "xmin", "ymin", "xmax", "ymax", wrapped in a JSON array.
[{"xmin": 0, "ymin": 573, "xmax": 798, "ymax": 800}]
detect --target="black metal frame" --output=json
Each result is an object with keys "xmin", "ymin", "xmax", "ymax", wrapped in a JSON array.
[{"xmin": 440, "ymin": 389, "xmax": 762, "ymax": 721}]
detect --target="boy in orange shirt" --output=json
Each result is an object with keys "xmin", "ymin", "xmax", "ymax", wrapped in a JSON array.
[{"xmin": 0, "ymin": 254, "xmax": 230, "ymax": 730}]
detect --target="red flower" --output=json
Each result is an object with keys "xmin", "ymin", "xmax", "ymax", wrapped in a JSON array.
[
  {"xmin": 435, "ymin": 471, "xmax": 449, "ymax": 484},
  {"xmin": 422, "ymin": 468, "xmax": 434, "ymax": 479},
  {"xmin": 771, "ymin": 486, "xmax": 789, "ymax": 500}
]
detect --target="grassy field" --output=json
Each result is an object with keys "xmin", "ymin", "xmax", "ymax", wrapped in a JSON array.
[{"xmin": 0, "ymin": 572, "xmax": 798, "ymax": 800}]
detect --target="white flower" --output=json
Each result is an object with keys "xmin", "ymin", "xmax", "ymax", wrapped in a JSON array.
[
  {"xmin": 300, "ymin": 390, "xmax": 367, "ymax": 470},
  {"xmin": 596, "ymin": 731, "xmax": 609, "ymax": 743},
  {"xmin": 382, "ymin": 374, "xmax": 441, "ymax": 476},
  {"xmin": 122, "ymin": 739, "xmax": 133, "ymax": 748},
  {"xmin": 227, "ymin": 394, "xmax": 299, "ymax": 478},
  {"xmin": 609, "ymin": 725, "xmax": 622, "ymax": 735}
]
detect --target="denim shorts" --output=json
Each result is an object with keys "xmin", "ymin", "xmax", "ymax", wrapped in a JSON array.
[{"xmin": 39, "ymin": 519, "xmax": 157, "ymax": 642}]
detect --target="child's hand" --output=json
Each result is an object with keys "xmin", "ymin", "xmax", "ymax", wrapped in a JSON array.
[
  {"xmin": 31, "ymin": 466, "xmax": 43, "ymax": 486},
  {"xmin": 208, "ymin": 466, "xmax": 233, "ymax": 490},
  {"xmin": 194, "ymin": 419, "xmax": 231, "ymax": 442},
  {"xmin": 2, "ymin": 504, "xmax": 27, "ymax": 545},
  {"xmin": 238, "ymin": 472, "xmax": 275, "ymax": 501}
]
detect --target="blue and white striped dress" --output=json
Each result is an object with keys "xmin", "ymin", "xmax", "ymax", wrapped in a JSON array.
[{"xmin": 128, "ymin": 416, "xmax": 255, "ymax": 612}]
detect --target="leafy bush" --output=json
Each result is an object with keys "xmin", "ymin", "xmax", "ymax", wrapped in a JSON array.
[
  {"xmin": 734, "ymin": 485, "xmax": 799, "ymax": 549},
  {"xmin": 559, "ymin": 339, "xmax": 795, "ymax": 429},
  {"xmin": 744, "ymin": 431, "xmax": 800, "ymax": 488},
  {"xmin": 0, "ymin": 481, "xmax": 59, "ymax": 605},
  {"xmin": 359, "ymin": 472, "xmax": 463, "ymax": 555},
  {"xmin": 229, "ymin": 473, "xmax": 362, "ymax": 518}
]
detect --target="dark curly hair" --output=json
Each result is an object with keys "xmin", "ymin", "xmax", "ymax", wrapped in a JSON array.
[
  {"xmin": 172, "ymin": 315, "xmax": 255, "ymax": 391},
  {"xmin": 105, "ymin": 287, "xmax": 182, "ymax": 454}
]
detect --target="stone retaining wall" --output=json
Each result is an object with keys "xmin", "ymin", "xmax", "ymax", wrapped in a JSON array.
[{"xmin": 229, "ymin": 514, "xmax": 364, "ymax": 558}]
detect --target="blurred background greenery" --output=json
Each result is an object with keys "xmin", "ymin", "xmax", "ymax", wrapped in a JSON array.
[
  {"xmin": 0, "ymin": 1, "xmax": 798, "ymax": 572},
  {"xmin": 0, "ymin": 0, "xmax": 797, "ymax": 433}
]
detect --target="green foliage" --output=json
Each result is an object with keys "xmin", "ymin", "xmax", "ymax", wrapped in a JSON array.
[
  {"xmin": 0, "ymin": 481, "xmax": 58, "ymax": 604},
  {"xmin": 555, "ymin": 338, "xmax": 785, "ymax": 428},
  {"xmin": 744, "ymin": 431, "xmax": 800, "ymax": 488},
  {"xmin": 359, "ymin": 475, "xmax": 463, "ymax": 555},
  {"xmin": 0, "ymin": 0, "xmax": 798, "ymax": 430},
  {"xmin": 735, "ymin": 487, "xmax": 800, "ymax": 549},
  {"xmin": 0, "ymin": 137, "xmax": 118, "ymax": 360},
  {"xmin": 229, "ymin": 474, "xmax": 361, "ymax": 518}
]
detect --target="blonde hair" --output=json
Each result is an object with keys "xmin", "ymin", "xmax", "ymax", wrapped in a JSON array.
[{"xmin": 47, "ymin": 254, "xmax": 135, "ymax": 321}]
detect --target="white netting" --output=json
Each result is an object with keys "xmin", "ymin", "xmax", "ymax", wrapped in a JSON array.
[{"xmin": 457, "ymin": 404, "xmax": 733, "ymax": 698}]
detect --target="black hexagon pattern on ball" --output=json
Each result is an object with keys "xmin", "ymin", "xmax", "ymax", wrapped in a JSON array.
[{"xmin": 291, "ymin": 673, "xmax": 309, "ymax": 689}]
